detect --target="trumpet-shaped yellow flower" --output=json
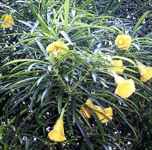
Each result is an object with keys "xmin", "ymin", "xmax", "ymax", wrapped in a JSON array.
[
  {"xmin": 114, "ymin": 75, "xmax": 135, "ymax": 98},
  {"xmin": 111, "ymin": 59, "xmax": 125, "ymax": 74},
  {"xmin": 115, "ymin": 34, "xmax": 132, "ymax": 50},
  {"xmin": 48, "ymin": 116, "xmax": 66, "ymax": 142},
  {"xmin": 80, "ymin": 100, "xmax": 113, "ymax": 124},
  {"xmin": 1, "ymin": 15, "xmax": 14, "ymax": 29},
  {"xmin": 137, "ymin": 62, "xmax": 152, "ymax": 82},
  {"xmin": 46, "ymin": 40, "xmax": 69, "ymax": 57},
  {"xmin": 80, "ymin": 99, "xmax": 94, "ymax": 119},
  {"xmin": 94, "ymin": 106, "xmax": 113, "ymax": 123}
]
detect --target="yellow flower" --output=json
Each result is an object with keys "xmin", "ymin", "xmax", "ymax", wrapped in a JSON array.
[
  {"xmin": 80, "ymin": 99, "xmax": 94, "ymax": 119},
  {"xmin": 80, "ymin": 100, "xmax": 113, "ymax": 124},
  {"xmin": 1, "ymin": 15, "xmax": 14, "ymax": 29},
  {"xmin": 115, "ymin": 34, "xmax": 132, "ymax": 50},
  {"xmin": 94, "ymin": 106, "xmax": 113, "ymax": 123},
  {"xmin": 111, "ymin": 59, "xmax": 125, "ymax": 74},
  {"xmin": 46, "ymin": 40, "xmax": 69, "ymax": 57},
  {"xmin": 114, "ymin": 75, "xmax": 135, "ymax": 99},
  {"xmin": 48, "ymin": 116, "xmax": 66, "ymax": 142},
  {"xmin": 137, "ymin": 62, "xmax": 152, "ymax": 82}
]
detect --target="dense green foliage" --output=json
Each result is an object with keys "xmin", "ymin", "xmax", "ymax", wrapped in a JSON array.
[{"xmin": 0, "ymin": 0, "xmax": 152, "ymax": 150}]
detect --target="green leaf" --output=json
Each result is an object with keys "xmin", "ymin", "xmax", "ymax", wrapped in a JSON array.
[
  {"xmin": 64, "ymin": 0, "xmax": 70, "ymax": 29},
  {"xmin": 2, "ymin": 59, "xmax": 49, "ymax": 67},
  {"xmin": 37, "ymin": 14, "xmax": 52, "ymax": 36},
  {"xmin": 133, "ymin": 11, "xmax": 151, "ymax": 33}
]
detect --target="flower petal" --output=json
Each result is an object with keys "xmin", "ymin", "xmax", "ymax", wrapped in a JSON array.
[
  {"xmin": 111, "ymin": 59, "xmax": 125, "ymax": 74},
  {"xmin": 115, "ymin": 77, "xmax": 136, "ymax": 99},
  {"xmin": 115, "ymin": 34, "xmax": 132, "ymax": 50},
  {"xmin": 94, "ymin": 106, "xmax": 113, "ymax": 123},
  {"xmin": 137, "ymin": 62, "xmax": 152, "ymax": 82},
  {"xmin": 48, "ymin": 116, "xmax": 66, "ymax": 142}
]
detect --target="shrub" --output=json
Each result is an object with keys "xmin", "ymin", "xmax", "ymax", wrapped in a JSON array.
[{"xmin": 0, "ymin": 0, "xmax": 152, "ymax": 150}]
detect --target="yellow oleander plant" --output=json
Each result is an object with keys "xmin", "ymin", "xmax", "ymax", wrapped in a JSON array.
[{"xmin": 1, "ymin": 0, "xmax": 152, "ymax": 149}]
